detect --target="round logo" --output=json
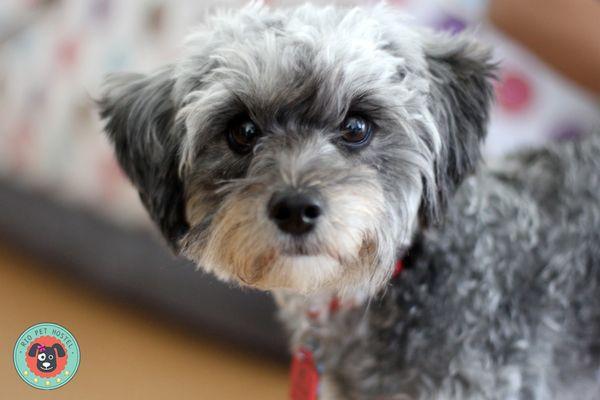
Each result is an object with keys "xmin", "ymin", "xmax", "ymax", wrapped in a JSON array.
[{"xmin": 13, "ymin": 322, "xmax": 80, "ymax": 390}]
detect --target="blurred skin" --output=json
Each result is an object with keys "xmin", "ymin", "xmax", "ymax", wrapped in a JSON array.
[{"xmin": 489, "ymin": 0, "xmax": 600, "ymax": 95}]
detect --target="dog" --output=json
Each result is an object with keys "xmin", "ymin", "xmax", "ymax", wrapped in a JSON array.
[
  {"xmin": 98, "ymin": 4, "xmax": 600, "ymax": 399},
  {"xmin": 28, "ymin": 343, "xmax": 66, "ymax": 373}
]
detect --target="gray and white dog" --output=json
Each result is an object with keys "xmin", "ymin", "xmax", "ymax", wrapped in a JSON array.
[{"xmin": 98, "ymin": 4, "xmax": 600, "ymax": 399}]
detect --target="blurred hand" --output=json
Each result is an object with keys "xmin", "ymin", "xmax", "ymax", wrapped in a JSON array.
[{"xmin": 489, "ymin": 0, "xmax": 600, "ymax": 95}]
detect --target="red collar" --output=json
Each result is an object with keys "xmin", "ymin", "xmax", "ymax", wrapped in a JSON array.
[{"xmin": 392, "ymin": 258, "xmax": 405, "ymax": 279}]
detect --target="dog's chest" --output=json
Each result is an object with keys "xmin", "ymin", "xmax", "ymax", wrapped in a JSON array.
[
  {"xmin": 277, "ymin": 292, "xmax": 370, "ymax": 399},
  {"xmin": 275, "ymin": 262, "xmax": 408, "ymax": 399}
]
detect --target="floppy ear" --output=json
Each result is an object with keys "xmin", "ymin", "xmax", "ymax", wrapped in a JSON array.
[
  {"xmin": 99, "ymin": 67, "xmax": 189, "ymax": 251},
  {"xmin": 28, "ymin": 343, "xmax": 41, "ymax": 357},
  {"xmin": 52, "ymin": 343, "xmax": 66, "ymax": 357},
  {"xmin": 420, "ymin": 32, "xmax": 496, "ymax": 224}
]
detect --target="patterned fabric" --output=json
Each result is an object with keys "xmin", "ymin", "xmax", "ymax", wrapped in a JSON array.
[{"xmin": 1, "ymin": 0, "xmax": 598, "ymax": 227}]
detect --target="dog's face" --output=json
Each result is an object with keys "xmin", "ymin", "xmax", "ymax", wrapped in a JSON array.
[
  {"xmin": 99, "ymin": 4, "xmax": 494, "ymax": 296},
  {"xmin": 28, "ymin": 343, "xmax": 65, "ymax": 373}
]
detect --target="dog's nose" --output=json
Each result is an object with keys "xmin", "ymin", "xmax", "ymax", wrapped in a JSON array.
[
  {"xmin": 42, "ymin": 362, "xmax": 50, "ymax": 368},
  {"xmin": 268, "ymin": 191, "xmax": 321, "ymax": 235}
]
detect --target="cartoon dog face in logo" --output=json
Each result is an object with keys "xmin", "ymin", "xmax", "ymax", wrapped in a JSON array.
[{"xmin": 28, "ymin": 343, "xmax": 65, "ymax": 373}]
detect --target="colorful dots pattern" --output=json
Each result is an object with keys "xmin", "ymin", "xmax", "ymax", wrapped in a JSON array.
[
  {"xmin": 436, "ymin": 14, "xmax": 467, "ymax": 35},
  {"xmin": 496, "ymin": 70, "xmax": 534, "ymax": 113}
]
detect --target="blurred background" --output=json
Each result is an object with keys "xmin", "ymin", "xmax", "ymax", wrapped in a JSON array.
[{"xmin": 0, "ymin": 0, "xmax": 598, "ymax": 399}]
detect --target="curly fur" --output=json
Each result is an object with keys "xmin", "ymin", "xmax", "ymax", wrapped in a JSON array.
[
  {"xmin": 97, "ymin": 3, "xmax": 600, "ymax": 398},
  {"xmin": 278, "ymin": 132, "xmax": 600, "ymax": 399}
]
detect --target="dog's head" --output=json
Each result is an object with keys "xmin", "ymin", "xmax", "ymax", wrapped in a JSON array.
[
  {"xmin": 28, "ymin": 343, "xmax": 65, "ymax": 373},
  {"xmin": 99, "ymin": 4, "xmax": 495, "ymax": 296}
]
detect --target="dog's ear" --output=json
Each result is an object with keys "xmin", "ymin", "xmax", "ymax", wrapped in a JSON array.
[
  {"xmin": 52, "ymin": 343, "xmax": 66, "ymax": 357},
  {"xmin": 28, "ymin": 343, "xmax": 41, "ymax": 357},
  {"xmin": 420, "ymin": 32, "xmax": 496, "ymax": 224},
  {"xmin": 99, "ymin": 68, "xmax": 189, "ymax": 251}
]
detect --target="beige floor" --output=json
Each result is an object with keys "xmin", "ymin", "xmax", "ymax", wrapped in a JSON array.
[{"xmin": 0, "ymin": 244, "xmax": 288, "ymax": 399}]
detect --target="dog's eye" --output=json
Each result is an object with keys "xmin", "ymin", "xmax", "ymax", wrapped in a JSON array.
[
  {"xmin": 340, "ymin": 115, "xmax": 372, "ymax": 147},
  {"xmin": 38, "ymin": 354, "xmax": 46, "ymax": 361},
  {"xmin": 227, "ymin": 117, "xmax": 260, "ymax": 154},
  {"xmin": 48, "ymin": 355, "xmax": 54, "ymax": 360}
]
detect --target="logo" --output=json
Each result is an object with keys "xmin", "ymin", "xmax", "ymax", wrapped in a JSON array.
[{"xmin": 13, "ymin": 322, "xmax": 80, "ymax": 390}]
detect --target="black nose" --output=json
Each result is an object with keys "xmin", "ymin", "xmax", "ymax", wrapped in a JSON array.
[{"xmin": 268, "ymin": 191, "xmax": 321, "ymax": 235}]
